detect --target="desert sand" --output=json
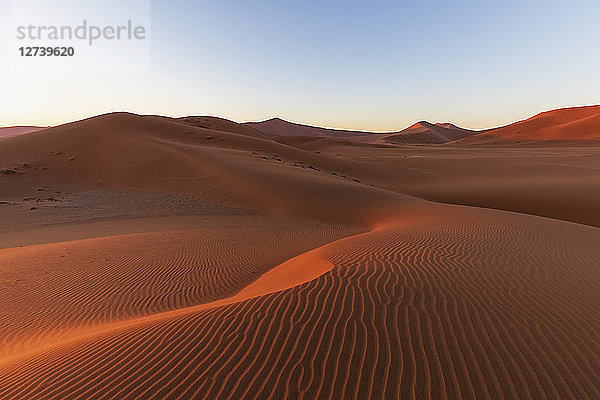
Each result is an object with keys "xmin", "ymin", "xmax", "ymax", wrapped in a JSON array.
[
  {"xmin": 0, "ymin": 106, "xmax": 599, "ymax": 399},
  {"xmin": 0, "ymin": 126, "xmax": 45, "ymax": 139},
  {"xmin": 472, "ymin": 105, "xmax": 600, "ymax": 142}
]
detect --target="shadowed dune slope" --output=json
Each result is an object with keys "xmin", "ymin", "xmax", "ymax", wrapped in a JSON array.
[
  {"xmin": 0, "ymin": 206, "xmax": 598, "ymax": 399},
  {"xmin": 245, "ymin": 118, "xmax": 376, "ymax": 138},
  {"xmin": 467, "ymin": 105, "xmax": 600, "ymax": 142},
  {"xmin": 258, "ymin": 140, "xmax": 600, "ymax": 229},
  {"xmin": 0, "ymin": 112, "xmax": 419, "ymax": 225},
  {"xmin": 176, "ymin": 116, "xmax": 273, "ymax": 140},
  {"xmin": 247, "ymin": 118, "xmax": 477, "ymax": 144}
]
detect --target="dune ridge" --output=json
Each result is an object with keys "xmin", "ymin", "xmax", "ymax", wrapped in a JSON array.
[
  {"xmin": 244, "ymin": 118, "xmax": 376, "ymax": 138},
  {"xmin": 0, "ymin": 219, "xmax": 361, "ymax": 360}
]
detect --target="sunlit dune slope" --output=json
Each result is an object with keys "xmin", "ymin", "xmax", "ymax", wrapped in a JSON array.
[
  {"xmin": 0, "ymin": 218, "xmax": 360, "ymax": 360},
  {"xmin": 466, "ymin": 105, "xmax": 600, "ymax": 142}
]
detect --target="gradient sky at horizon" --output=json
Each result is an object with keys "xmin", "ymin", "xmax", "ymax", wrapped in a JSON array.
[{"xmin": 1, "ymin": 0, "xmax": 599, "ymax": 130}]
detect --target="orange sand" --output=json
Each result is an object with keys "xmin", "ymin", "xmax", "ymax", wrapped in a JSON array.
[{"xmin": 0, "ymin": 106, "xmax": 599, "ymax": 399}]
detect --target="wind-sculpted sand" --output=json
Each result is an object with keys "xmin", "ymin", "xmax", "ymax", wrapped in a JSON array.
[
  {"xmin": 0, "ymin": 218, "xmax": 360, "ymax": 360},
  {"xmin": 0, "ymin": 108, "xmax": 599, "ymax": 399},
  {"xmin": 1, "ymin": 207, "xmax": 598, "ymax": 399}
]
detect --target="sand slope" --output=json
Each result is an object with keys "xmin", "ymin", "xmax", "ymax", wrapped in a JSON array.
[
  {"xmin": 467, "ymin": 105, "xmax": 600, "ymax": 142},
  {"xmin": 245, "ymin": 117, "xmax": 375, "ymax": 138},
  {"xmin": 0, "ymin": 126, "xmax": 46, "ymax": 139},
  {"xmin": 177, "ymin": 116, "xmax": 274, "ymax": 140},
  {"xmin": 383, "ymin": 121, "xmax": 477, "ymax": 144},
  {"xmin": 246, "ymin": 118, "xmax": 476, "ymax": 145},
  {"xmin": 0, "ymin": 206, "xmax": 598, "ymax": 399},
  {"xmin": 0, "ymin": 112, "xmax": 426, "ymax": 229},
  {"xmin": 0, "ymin": 217, "xmax": 360, "ymax": 359}
]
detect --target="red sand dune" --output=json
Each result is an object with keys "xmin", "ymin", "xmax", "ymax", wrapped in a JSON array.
[
  {"xmin": 0, "ymin": 206, "xmax": 598, "ymax": 399},
  {"xmin": 0, "ymin": 109, "xmax": 599, "ymax": 399},
  {"xmin": 466, "ymin": 105, "xmax": 600, "ymax": 142},
  {"xmin": 383, "ymin": 121, "xmax": 477, "ymax": 144},
  {"xmin": 248, "ymin": 106, "xmax": 600, "ymax": 145}
]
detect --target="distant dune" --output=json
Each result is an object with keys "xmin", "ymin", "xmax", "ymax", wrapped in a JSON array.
[
  {"xmin": 248, "ymin": 105, "xmax": 600, "ymax": 144},
  {"xmin": 465, "ymin": 105, "xmax": 600, "ymax": 142},
  {"xmin": 246, "ymin": 117, "xmax": 478, "ymax": 145},
  {"xmin": 177, "ymin": 116, "xmax": 274, "ymax": 140},
  {"xmin": 383, "ymin": 121, "xmax": 477, "ymax": 144},
  {"xmin": 245, "ymin": 117, "xmax": 376, "ymax": 138},
  {"xmin": 0, "ymin": 126, "xmax": 46, "ymax": 139},
  {"xmin": 0, "ymin": 108, "xmax": 599, "ymax": 399}
]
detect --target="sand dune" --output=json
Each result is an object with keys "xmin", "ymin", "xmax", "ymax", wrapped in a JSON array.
[
  {"xmin": 1, "ymin": 206, "xmax": 598, "ymax": 399},
  {"xmin": 177, "ymin": 116, "xmax": 274, "ymax": 141},
  {"xmin": 245, "ymin": 117, "xmax": 376, "ymax": 138},
  {"xmin": 466, "ymin": 105, "xmax": 600, "ymax": 142},
  {"xmin": 1, "ymin": 108, "xmax": 599, "ymax": 399},
  {"xmin": 247, "ymin": 105, "xmax": 600, "ymax": 144},
  {"xmin": 0, "ymin": 126, "xmax": 46, "ymax": 139},
  {"xmin": 246, "ymin": 117, "xmax": 476, "ymax": 145},
  {"xmin": 0, "ymin": 112, "xmax": 420, "ymax": 225},
  {"xmin": 383, "ymin": 121, "xmax": 477, "ymax": 144},
  {"xmin": 0, "ymin": 218, "xmax": 360, "ymax": 360}
]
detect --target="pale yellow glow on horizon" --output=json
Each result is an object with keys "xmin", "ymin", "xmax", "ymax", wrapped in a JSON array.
[{"xmin": 2, "ymin": 102, "xmax": 599, "ymax": 133}]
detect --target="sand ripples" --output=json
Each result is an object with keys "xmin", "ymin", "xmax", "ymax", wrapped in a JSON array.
[
  {"xmin": 1, "ymin": 208, "xmax": 598, "ymax": 399},
  {"xmin": 0, "ymin": 222, "xmax": 356, "ymax": 359}
]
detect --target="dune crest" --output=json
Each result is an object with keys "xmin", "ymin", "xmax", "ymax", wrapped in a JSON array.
[{"xmin": 245, "ymin": 117, "xmax": 376, "ymax": 138}]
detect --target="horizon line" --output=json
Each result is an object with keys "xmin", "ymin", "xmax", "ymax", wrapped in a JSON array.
[{"xmin": 2, "ymin": 103, "xmax": 598, "ymax": 134}]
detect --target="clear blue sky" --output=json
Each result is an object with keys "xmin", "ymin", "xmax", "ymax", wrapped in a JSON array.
[{"xmin": 1, "ymin": 0, "xmax": 599, "ymax": 130}]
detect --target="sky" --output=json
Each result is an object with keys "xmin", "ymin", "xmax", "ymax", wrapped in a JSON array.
[{"xmin": 1, "ymin": 0, "xmax": 599, "ymax": 131}]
